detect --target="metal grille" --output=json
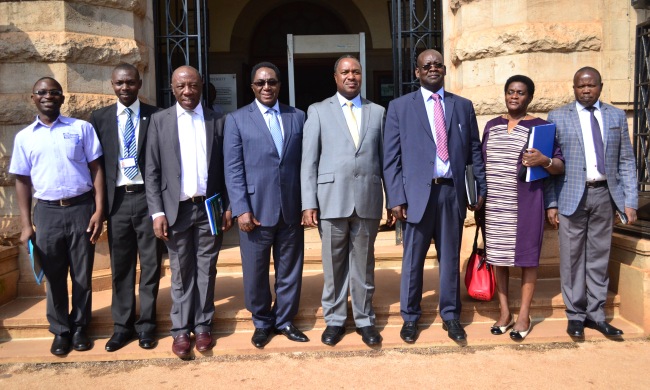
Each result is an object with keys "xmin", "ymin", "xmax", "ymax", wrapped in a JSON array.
[
  {"xmin": 634, "ymin": 20, "xmax": 650, "ymax": 192},
  {"xmin": 391, "ymin": 0, "xmax": 443, "ymax": 97},
  {"xmin": 153, "ymin": 0, "xmax": 210, "ymax": 108}
]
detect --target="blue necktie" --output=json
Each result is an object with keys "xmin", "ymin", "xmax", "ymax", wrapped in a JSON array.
[
  {"xmin": 586, "ymin": 106, "xmax": 605, "ymax": 175},
  {"xmin": 123, "ymin": 107, "xmax": 138, "ymax": 179},
  {"xmin": 267, "ymin": 109, "xmax": 283, "ymax": 157}
]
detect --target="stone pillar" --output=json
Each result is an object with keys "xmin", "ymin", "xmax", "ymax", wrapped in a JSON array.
[{"xmin": 0, "ymin": 0, "xmax": 156, "ymax": 295}]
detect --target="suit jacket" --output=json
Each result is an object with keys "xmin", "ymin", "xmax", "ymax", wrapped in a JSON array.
[
  {"xmin": 546, "ymin": 101, "xmax": 637, "ymax": 215},
  {"xmin": 383, "ymin": 89, "xmax": 487, "ymax": 223},
  {"xmin": 145, "ymin": 105, "xmax": 229, "ymax": 227},
  {"xmin": 301, "ymin": 94, "xmax": 386, "ymax": 220},
  {"xmin": 90, "ymin": 102, "xmax": 160, "ymax": 214},
  {"xmin": 224, "ymin": 101, "xmax": 305, "ymax": 226}
]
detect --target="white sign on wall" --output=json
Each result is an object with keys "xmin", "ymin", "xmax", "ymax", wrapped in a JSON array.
[{"xmin": 209, "ymin": 74, "xmax": 237, "ymax": 114}]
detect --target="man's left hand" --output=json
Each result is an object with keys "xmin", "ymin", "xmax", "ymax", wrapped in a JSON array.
[
  {"xmin": 468, "ymin": 195, "xmax": 484, "ymax": 211},
  {"xmin": 624, "ymin": 207, "xmax": 637, "ymax": 225},
  {"xmin": 385, "ymin": 208, "xmax": 395, "ymax": 227},
  {"xmin": 87, "ymin": 211, "xmax": 104, "ymax": 244},
  {"xmin": 222, "ymin": 210, "xmax": 233, "ymax": 232}
]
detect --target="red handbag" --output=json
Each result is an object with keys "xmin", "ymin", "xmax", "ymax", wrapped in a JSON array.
[{"xmin": 464, "ymin": 224, "xmax": 496, "ymax": 301}]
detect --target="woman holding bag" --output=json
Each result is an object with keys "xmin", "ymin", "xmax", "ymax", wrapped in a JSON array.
[{"xmin": 481, "ymin": 75, "xmax": 564, "ymax": 340}]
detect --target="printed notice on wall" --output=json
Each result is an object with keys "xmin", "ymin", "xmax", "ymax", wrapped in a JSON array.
[{"xmin": 209, "ymin": 74, "xmax": 237, "ymax": 114}]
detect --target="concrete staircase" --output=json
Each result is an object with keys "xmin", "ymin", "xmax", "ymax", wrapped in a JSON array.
[{"xmin": 0, "ymin": 224, "xmax": 646, "ymax": 364}]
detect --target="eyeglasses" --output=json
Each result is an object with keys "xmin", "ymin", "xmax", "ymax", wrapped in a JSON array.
[
  {"xmin": 419, "ymin": 62, "xmax": 444, "ymax": 71},
  {"xmin": 33, "ymin": 90, "xmax": 63, "ymax": 96},
  {"xmin": 252, "ymin": 79, "xmax": 279, "ymax": 87}
]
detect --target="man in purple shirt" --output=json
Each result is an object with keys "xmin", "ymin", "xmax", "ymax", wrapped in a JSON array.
[{"xmin": 9, "ymin": 77, "xmax": 105, "ymax": 356}]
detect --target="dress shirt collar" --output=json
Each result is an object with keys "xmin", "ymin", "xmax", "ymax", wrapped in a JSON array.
[
  {"xmin": 255, "ymin": 99, "xmax": 281, "ymax": 115},
  {"xmin": 576, "ymin": 99, "xmax": 601, "ymax": 112},
  {"xmin": 117, "ymin": 99, "xmax": 140, "ymax": 116},
  {"xmin": 336, "ymin": 92, "xmax": 362, "ymax": 108},
  {"xmin": 176, "ymin": 102, "xmax": 204, "ymax": 119},
  {"xmin": 30, "ymin": 114, "xmax": 71, "ymax": 130},
  {"xmin": 420, "ymin": 85, "xmax": 445, "ymax": 101}
]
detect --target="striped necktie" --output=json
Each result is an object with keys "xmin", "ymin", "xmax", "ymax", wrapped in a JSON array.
[
  {"xmin": 267, "ymin": 108, "xmax": 283, "ymax": 157},
  {"xmin": 432, "ymin": 93, "xmax": 448, "ymax": 161},
  {"xmin": 123, "ymin": 107, "xmax": 138, "ymax": 179}
]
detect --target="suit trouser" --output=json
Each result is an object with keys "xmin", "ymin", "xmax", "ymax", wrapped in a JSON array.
[
  {"xmin": 107, "ymin": 188, "xmax": 162, "ymax": 333},
  {"xmin": 320, "ymin": 215, "xmax": 379, "ymax": 327},
  {"xmin": 400, "ymin": 182, "xmax": 463, "ymax": 322},
  {"xmin": 559, "ymin": 186, "xmax": 613, "ymax": 322},
  {"xmin": 165, "ymin": 201, "xmax": 222, "ymax": 337},
  {"xmin": 239, "ymin": 216, "xmax": 304, "ymax": 329},
  {"xmin": 33, "ymin": 196, "xmax": 95, "ymax": 335}
]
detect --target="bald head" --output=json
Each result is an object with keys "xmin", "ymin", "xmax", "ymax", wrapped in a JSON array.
[
  {"xmin": 416, "ymin": 49, "xmax": 446, "ymax": 92},
  {"xmin": 171, "ymin": 65, "xmax": 203, "ymax": 110}
]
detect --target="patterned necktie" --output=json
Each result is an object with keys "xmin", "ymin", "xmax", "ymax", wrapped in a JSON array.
[
  {"xmin": 123, "ymin": 107, "xmax": 138, "ymax": 179},
  {"xmin": 432, "ymin": 93, "xmax": 449, "ymax": 161},
  {"xmin": 586, "ymin": 106, "xmax": 605, "ymax": 174},
  {"xmin": 267, "ymin": 109, "xmax": 283, "ymax": 157},
  {"xmin": 346, "ymin": 101, "xmax": 360, "ymax": 148}
]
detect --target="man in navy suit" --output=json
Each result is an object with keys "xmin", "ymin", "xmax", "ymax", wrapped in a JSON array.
[
  {"xmin": 383, "ymin": 49, "xmax": 486, "ymax": 343},
  {"xmin": 546, "ymin": 67, "xmax": 637, "ymax": 338},
  {"xmin": 90, "ymin": 63, "xmax": 162, "ymax": 352},
  {"xmin": 224, "ymin": 62, "xmax": 308, "ymax": 348}
]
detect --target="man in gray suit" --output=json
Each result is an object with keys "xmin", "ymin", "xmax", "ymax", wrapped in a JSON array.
[
  {"xmin": 146, "ymin": 65, "xmax": 233, "ymax": 359},
  {"xmin": 546, "ymin": 67, "xmax": 637, "ymax": 338},
  {"xmin": 302, "ymin": 55, "xmax": 393, "ymax": 347},
  {"xmin": 224, "ymin": 62, "xmax": 308, "ymax": 349}
]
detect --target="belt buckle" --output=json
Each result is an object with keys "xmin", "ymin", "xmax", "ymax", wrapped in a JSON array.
[
  {"xmin": 59, "ymin": 198, "xmax": 71, "ymax": 207},
  {"xmin": 433, "ymin": 178, "xmax": 444, "ymax": 185},
  {"xmin": 125, "ymin": 185, "xmax": 135, "ymax": 193}
]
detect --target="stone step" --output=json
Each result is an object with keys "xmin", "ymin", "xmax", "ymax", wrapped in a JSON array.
[{"xmin": 0, "ymin": 267, "xmax": 620, "ymax": 341}]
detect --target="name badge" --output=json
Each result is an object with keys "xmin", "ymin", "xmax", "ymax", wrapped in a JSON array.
[{"xmin": 120, "ymin": 157, "xmax": 136, "ymax": 168}]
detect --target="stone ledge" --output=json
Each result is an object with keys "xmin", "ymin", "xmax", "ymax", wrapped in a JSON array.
[
  {"xmin": 450, "ymin": 0, "xmax": 476, "ymax": 11},
  {"xmin": 0, "ymin": 31, "xmax": 147, "ymax": 68},
  {"xmin": 451, "ymin": 22, "xmax": 601, "ymax": 64},
  {"xmin": 69, "ymin": 0, "xmax": 146, "ymax": 18},
  {"xmin": 0, "ymin": 93, "xmax": 116, "ymax": 125}
]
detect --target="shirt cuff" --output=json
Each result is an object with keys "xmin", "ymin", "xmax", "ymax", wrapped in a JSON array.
[{"xmin": 151, "ymin": 212, "xmax": 166, "ymax": 221}]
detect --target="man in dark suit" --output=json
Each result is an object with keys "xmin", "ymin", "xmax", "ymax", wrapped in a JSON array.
[
  {"xmin": 224, "ymin": 62, "xmax": 308, "ymax": 349},
  {"xmin": 146, "ymin": 65, "xmax": 233, "ymax": 359},
  {"xmin": 90, "ymin": 63, "xmax": 163, "ymax": 352},
  {"xmin": 546, "ymin": 67, "xmax": 637, "ymax": 338},
  {"xmin": 383, "ymin": 49, "xmax": 486, "ymax": 343}
]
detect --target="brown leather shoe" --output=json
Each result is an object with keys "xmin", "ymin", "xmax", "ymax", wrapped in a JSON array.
[
  {"xmin": 171, "ymin": 333, "xmax": 191, "ymax": 359},
  {"xmin": 195, "ymin": 332, "xmax": 213, "ymax": 352}
]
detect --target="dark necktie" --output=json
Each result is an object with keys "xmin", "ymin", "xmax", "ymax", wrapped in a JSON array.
[
  {"xmin": 432, "ymin": 93, "xmax": 448, "ymax": 161},
  {"xmin": 586, "ymin": 106, "xmax": 605, "ymax": 174},
  {"xmin": 123, "ymin": 107, "xmax": 138, "ymax": 179}
]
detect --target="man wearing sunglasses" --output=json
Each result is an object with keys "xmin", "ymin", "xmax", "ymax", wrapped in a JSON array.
[
  {"xmin": 383, "ymin": 49, "xmax": 486, "ymax": 344},
  {"xmin": 224, "ymin": 62, "xmax": 307, "ymax": 348},
  {"xmin": 10, "ymin": 77, "xmax": 105, "ymax": 356}
]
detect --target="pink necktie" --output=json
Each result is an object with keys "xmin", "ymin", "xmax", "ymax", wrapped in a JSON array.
[{"xmin": 432, "ymin": 93, "xmax": 448, "ymax": 161}]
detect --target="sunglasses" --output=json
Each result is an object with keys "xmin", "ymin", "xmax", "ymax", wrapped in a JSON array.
[
  {"xmin": 252, "ymin": 79, "xmax": 279, "ymax": 87},
  {"xmin": 33, "ymin": 90, "xmax": 63, "ymax": 96},
  {"xmin": 420, "ymin": 62, "xmax": 444, "ymax": 71}
]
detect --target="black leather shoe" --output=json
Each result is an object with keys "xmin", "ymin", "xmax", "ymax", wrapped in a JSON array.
[
  {"xmin": 321, "ymin": 326, "xmax": 346, "ymax": 346},
  {"xmin": 274, "ymin": 324, "xmax": 309, "ymax": 342},
  {"xmin": 567, "ymin": 320, "xmax": 585, "ymax": 337},
  {"xmin": 72, "ymin": 329, "xmax": 92, "ymax": 351},
  {"xmin": 50, "ymin": 333, "xmax": 71, "ymax": 356},
  {"xmin": 400, "ymin": 321, "xmax": 418, "ymax": 343},
  {"xmin": 251, "ymin": 328, "xmax": 272, "ymax": 349},
  {"xmin": 138, "ymin": 331, "xmax": 157, "ymax": 349},
  {"xmin": 442, "ymin": 319, "xmax": 467, "ymax": 341},
  {"xmin": 105, "ymin": 332, "xmax": 134, "ymax": 352},
  {"xmin": 584, "ymin": 319, "xmax": 623, "ymax": 337},
  {"xmin": 356, "ymin": 326, "xmax": 382, "ymax": 346}
]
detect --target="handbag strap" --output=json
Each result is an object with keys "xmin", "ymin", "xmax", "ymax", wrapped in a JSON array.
[{"xmin": 472, "ymin": 223, "xmax": 481, "ymax": 252}]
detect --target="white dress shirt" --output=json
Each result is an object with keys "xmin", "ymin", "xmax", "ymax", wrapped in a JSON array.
[
  {"xmin": 420, "ymin": 86, "xmax": 451, "ymax": 178},
  {"xmin": 115, "ymin": 99, "xmax": 144, "ymax": 186},
  {"xmin": 177, "ymin": 102, "xmax": 208, "ymax": 200},
  {"xmin": 576, "ymin": 100, "xmax": 606, "ymax": 182}
]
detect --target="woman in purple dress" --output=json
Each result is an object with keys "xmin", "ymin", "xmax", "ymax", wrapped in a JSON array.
[{"xmin": 481, "ymin": 75, "xmax": 564, "ymax": 340}]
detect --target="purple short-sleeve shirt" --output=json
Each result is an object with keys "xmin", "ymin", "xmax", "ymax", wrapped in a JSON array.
[{"xmin": 9, "ymin": 115, "xmax": 103, "ymax": 201}]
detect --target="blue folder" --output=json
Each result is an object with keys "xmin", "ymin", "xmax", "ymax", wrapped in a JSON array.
[
  {"xmin": 205, "ymin": 193, "xmax": 224, "ymax": 235},
  {"xmin": 28, "ymin": 238, "xmax": 44, "ymax": 285},
  {"xmin": 525, "ymin": 123, "xmax": 556, "ymax": 182}
]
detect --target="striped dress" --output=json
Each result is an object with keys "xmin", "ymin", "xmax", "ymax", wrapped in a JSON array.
[{"xmin": 481, "ymin": 117, "xmax": 558, "ymax": 268}]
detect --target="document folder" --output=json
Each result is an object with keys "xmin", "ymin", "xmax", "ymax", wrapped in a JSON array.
[
  {"xmin": 28, "ymin": 238, "xmax": 44, "ymax": 285},
  {"xmin": 525, "ymin": 123, "xmax": 556, "ymax": 182},
  {"xmin": 205, "ymin": 193, "xmax": 224, "ymax": 235}
]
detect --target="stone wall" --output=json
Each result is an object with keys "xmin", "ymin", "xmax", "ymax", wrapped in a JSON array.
[{"xmin": 0, "ymin": 0, "xmax": 156, "ymax": 237}]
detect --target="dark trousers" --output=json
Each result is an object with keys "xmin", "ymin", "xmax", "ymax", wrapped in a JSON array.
[
  {"xmin": 33, "ymin": 197, "xmax": 95, "ymax": 335},
  {"xmin": 400, "ymin": 182, "xmax": 463, "ymax": 322},
  {"xmin": 239, "ymin": 215, "xmax": 304, "ymax": 329},
  {"xmin": 165, "ymin": 201, "xmax": 222, "ymax": 337},
  {"xmin": 107, "ymin": 189, "xmax": 162, "ymax": 333}
]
